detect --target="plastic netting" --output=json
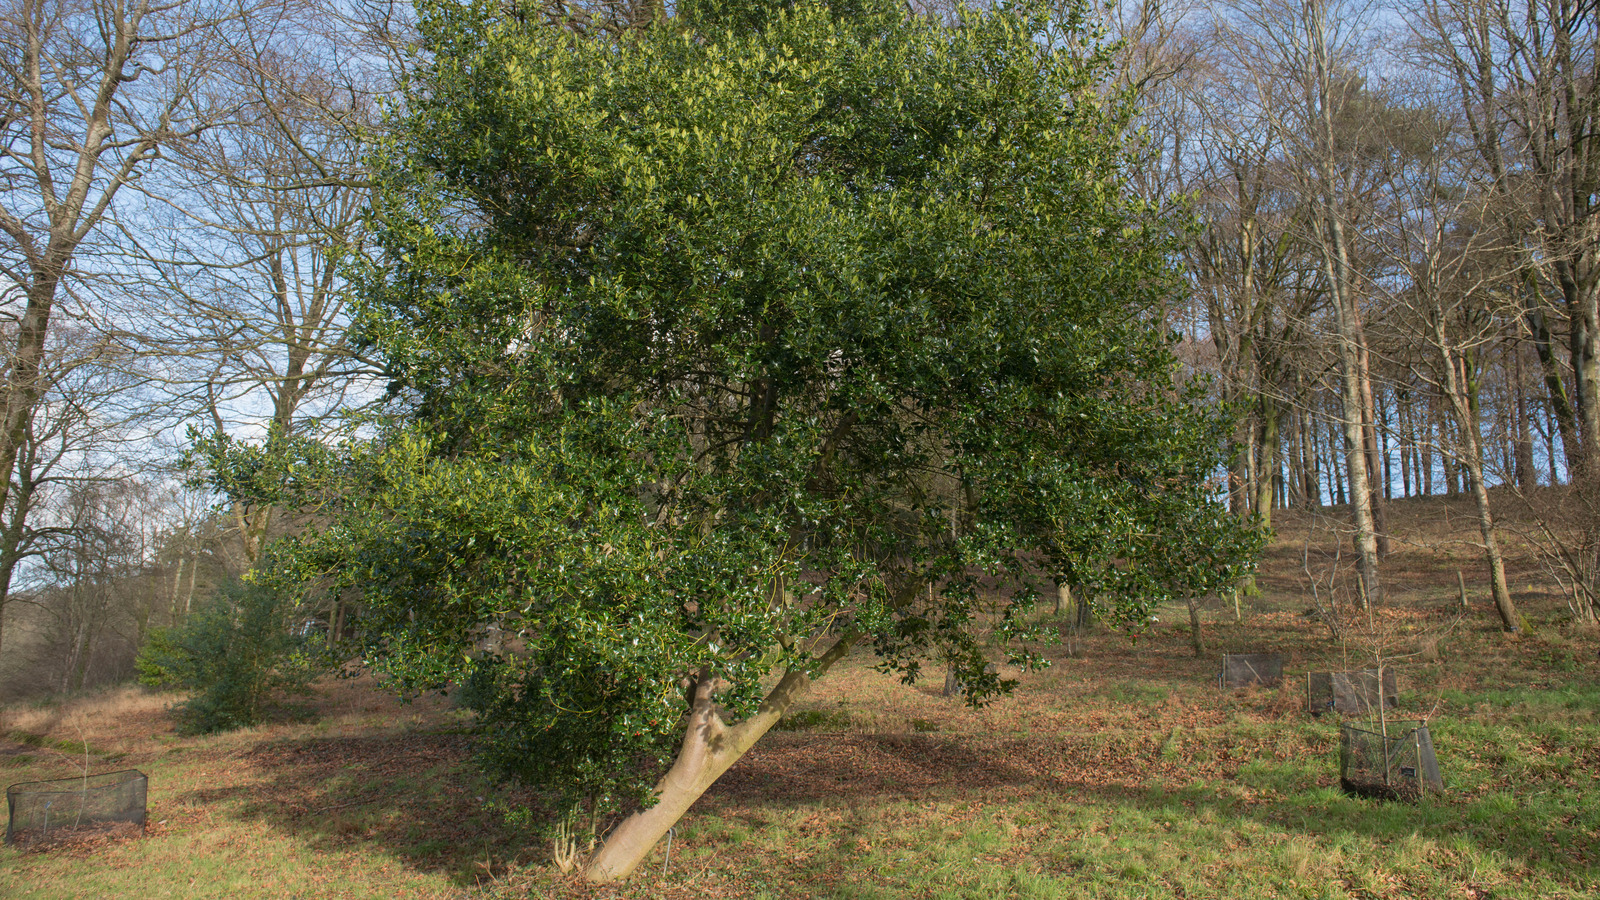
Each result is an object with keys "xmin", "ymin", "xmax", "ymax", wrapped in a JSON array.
[
  {"xmin": 1307, "ymin": 669, "xmax": 1398, "ymax": 716},
  {"xmin": 1220, "ymin": 653, "xmax": 1282, "ymax": 688},
  {"xmin": 6, "ymin": 770, "xmax": 147, "ymax": 845},
  {"xmin": 1339, "ymin": 722, "xmax": 1442, "ymax": 801}
]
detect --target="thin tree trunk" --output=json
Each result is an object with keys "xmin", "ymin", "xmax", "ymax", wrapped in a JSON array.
[
  {"xmin": 1286, "ymin": 405, "xmax": 1305, "ymax": 507},
  {"xmin": 1185, "ymin": 592, "xmax": 1204, "ymax": 657},
  {"xmin": 170, "ymin": 556, "xmax": 186, "ymax": 620},
  {"xmin": 1056, "ymin": 582, "xmax": 1080, "ymax": 656},
  {"xmin": 1427, "ymin": 403, "xmax": 1440, "ymax": 493},
  {"xmin": 1511, "ymin": 336, "xmax": 1532, "ymax": 488},
  {"xmin": 1527, "ymin": 303, "xmax": 1583, "ymax": 477},
  {"xmin": 1548, "ymin": 400, "xmax": 1562, "ymax": 485},
  {"xmin": 1329, "ymin": 414, "xmax": 1347, "ymax": 505},
  {"xmin": 1289, "ymin": 0, "xmax": 1369, "ymax": 563},
  {"xmin": 1357, "ymin": 329, "xmax": 1390, "ymax": 557},
  {"xmin": 1245, "ymin": 418, "xmax": 1259, "ymax": 518},
  {"xmin": 1301, "ymin": 405, "xmax": 1320, "ymax": 505},
  {"xmin": 1378, "ymin": 386, "xmax": 1393, "ymax": 501},
  {"xmin": 1228, "ymin": 422, "xmax": 1250, "ymax": 518},
  {"xmin": 1439, "ymin": 395, "xmax": 1460, "ymax": 496},
  {"xmin": 1434, "ymin": 320, "xmax": 1519, "ymax": 633},
  {"xmin": 1319, "ymin": 208, "xmax": 1383, "ymax": 606},
  {"xmin": 185, "ymin": 554, "xmax": 199, "ymax": 616},
  {"xmin": 1399, "ymin": 388, "xmax": 1413, "ymax": 498}
]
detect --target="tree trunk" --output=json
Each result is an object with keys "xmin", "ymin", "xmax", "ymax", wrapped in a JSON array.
[
  {"xmin": 1527, "ymin": 303, "xmax": 1583, "ymax": 478},
  {"xmin": 1399, "ymin": 388, "xmax": 1414, "ymax": 498},
  {"xmin": 1464, "ymin": 451, "xmax": 1519, "ymax": 633},
  {"xmin": 1185, "ymin": 592, "xmax": 1204, "ymax": 657},
  {"xmin": 582, "ymin": 631, "xmax": 860, "ymax": 883},
  {"xmin": 1300, "ymin": 406, "xmax": 1321, "ymax": 505},
  {"xmin": 1547, "ymin": 400, "xmax": 1562, "ymax": 486},
  {"xmin": 185, "ymin": 553, "xmax": 200, "ymax": 615},
  {"xmin": 1227, "ymin": 429, "xmax": 1251, "ymax": 518},
  {"xmin": 1564, "ymin": 272, "xmax": 1600, "ymax": 478},
  {"xmin": 171, "ymin": 556, "xmax": 186, "ymax": 619},
  {"xmin": 1322, "ymin": 227, "xmax": 1384, "ymax": 606},
  {"xmin": 1421, "ymin": 400, "xmax": 1435, "ymax": 496},
  {"xmin": 1378, "ymin": 388, "xmax": 1394, "ymax": 501},
  {"xmin": 1356, "ymin": 328, "xmax": 1390, "ymax": 557},
  {"xmin": 0, "ymin": 463, "xmax": 40, "ymax": 688},
  {"xmin": 1286, "ymin": 405, "xmax": 1305, "ymax": 507},
  {"xmin": 1329, "ymin": 414, "xmax": 1347, "ymax": 505},
  {"xmin": 1512, "ymin": 338, "xmax": 1536, "ymax": 489},
  {"xmin": 1055, "ymin": 582, "xmax": 1081, "ymax": 656},
  {"xmin": 1254, "ymin": 398, "xmax": 1281, "ymax": 530},
  {"xmin": 1434, "ymin": 320, "xmax": 1519, "ymax": 633},
  {"xmin": 1244, "ymin": 417, "xmax": 1259, "ymax": 517}
]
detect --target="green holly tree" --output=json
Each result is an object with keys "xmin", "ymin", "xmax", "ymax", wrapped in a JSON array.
[{"xmin": 258, "ymin": 0, "xmax": 1258, "ymax": 880}]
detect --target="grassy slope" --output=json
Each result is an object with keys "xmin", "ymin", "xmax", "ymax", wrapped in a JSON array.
[{"xmin": 2, "ymin": 497, "xmax": 1597, "ymax": 899}]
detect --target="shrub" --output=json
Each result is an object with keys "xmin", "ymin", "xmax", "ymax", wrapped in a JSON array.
[{"xmin": 136, "ymin": 579, "xmax": 319, "ymax": 733}]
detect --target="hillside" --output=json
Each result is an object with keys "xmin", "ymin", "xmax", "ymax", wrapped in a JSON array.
[{"xmin": 2, "ymin": 495, "xmax": 1597, "ymax": 899}]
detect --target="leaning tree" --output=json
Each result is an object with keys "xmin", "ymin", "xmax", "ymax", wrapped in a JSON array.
[{"xmin": 254, "ymin": 0, "xmax": 1256, "ymax": 881}]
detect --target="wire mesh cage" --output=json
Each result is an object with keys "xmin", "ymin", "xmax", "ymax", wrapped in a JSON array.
[
  {"xmin": 1306, "ymin": 669, "xmax": 1398, "ymax": 716},
  {"xmin": 5, "ymin": 770, "xmax": 148, "ymax": 845},
  {"xmin": 1339, "ymin": 722, "xmax": 1442, "ymax": 801},
  {"xmin": 1220, "ymin": 653, "xmax": 1283, "ymax": 688}
]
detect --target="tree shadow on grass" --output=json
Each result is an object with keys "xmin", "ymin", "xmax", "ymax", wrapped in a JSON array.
[
  {"xmin": 170, "ymin": 720, "xmax": 1593, "ymax": 891},
  {"xmin": 176, "ymin": 730, "xmax": 559, "ymax": 887},
  {"xmin": 702, "ymin": 730, "xmax": 1597, "ymax": 886}
]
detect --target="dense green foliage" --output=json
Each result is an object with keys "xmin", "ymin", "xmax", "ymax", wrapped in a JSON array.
[
  {"xmin": 262, "ymin": 0, "xmax": 1257, "ymax": 816},
  {"xmin": 136, "ymin": 580, "xmax": 318, "ymax": 734}
]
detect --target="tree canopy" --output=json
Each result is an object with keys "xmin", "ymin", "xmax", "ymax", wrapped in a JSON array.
[{"xmin": 267, "ymin": 0, "xmax": 1257, "ymax": 880}]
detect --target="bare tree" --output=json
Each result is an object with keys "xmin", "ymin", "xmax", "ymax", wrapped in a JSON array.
[
  {"xmin": 1114, "ymin": 0, "xmax": 1328, "ymax": 549},
  {"xmin": 1414, "ymin": 0, "xmax": 1600, "ymax": 478},
  {"xmin": 1413, "ymin": 0, "xmax": 1600, "ymax": 621},
  {"xmin": 120, "ymin": 0, "xmax": 399, "ymax": 565},
  {"xmin": 0, "ymin": 0, "xmax": 252, "ymax": 673},
  {"xmin": 1210, "ymin": 0, "xmax": 1395, "ymax": 603},
  {"xmin": 1372, "ymin": 87, "xmax": 1523, "ymax": 630}
]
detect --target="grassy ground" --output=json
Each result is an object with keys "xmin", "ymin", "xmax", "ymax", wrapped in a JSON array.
[{"xmin": 2, "ymin": 498, "xmax": 1597, "ymax": 898}]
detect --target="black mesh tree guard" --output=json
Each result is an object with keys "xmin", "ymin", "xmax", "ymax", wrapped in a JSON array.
[
  {"xmin": 1339, "ymin": 722, "xmax": 1442, "ymax": 801},
  {"xmin": 1220, "ymin": 653, "xmax": 1283, "ymax": 688},
  {"xmin": 6, "ymin": 770, "xmax": 148, "ymax": 845},
  {"xmin": 1306, "ymin": 669, "xmax": 1399, "ymax": 716}
]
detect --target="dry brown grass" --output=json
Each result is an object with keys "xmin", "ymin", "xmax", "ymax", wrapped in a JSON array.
[{"xmin": 1, "ymin": 494, "xmax": 1596, "ymax": 899}]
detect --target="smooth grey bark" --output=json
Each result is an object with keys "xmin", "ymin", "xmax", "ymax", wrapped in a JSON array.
[
  {"xmin": 1433, "ymin": 317, "xmax": 1520, "ymax": 631},
  {"xmin": 1294, "ymin": 0, "xmax": 1384, "ymax": 606},
  {"xmin": 582, "ymin": 630, "xmax": 862, "ymax": 882}
]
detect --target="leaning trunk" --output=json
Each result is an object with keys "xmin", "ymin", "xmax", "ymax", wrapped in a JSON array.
[
  {"xmin": 1463, "ymin": 449, "xmax": 1519, "ymax": 632},
  {"xmin": 582, "ymin": 631, "xmax": 860, "ymax": 882},
  {"xmin": 1434, "ymin": 321, "xmax": 1519, "ymax": 632}
]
